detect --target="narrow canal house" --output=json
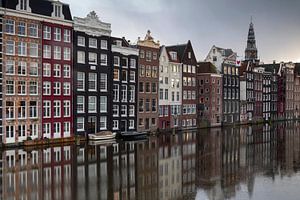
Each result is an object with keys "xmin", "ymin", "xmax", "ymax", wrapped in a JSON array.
[
  {"xmin": 158, "ymin": 45, "xmax": 182, "ymax": 130},
  {"xmin": 205, "ymin": 46, "xmax": 240, "ymax": 125},
  {"xmin": 41, "ymin": 1, "xmax": 73, "ymax": 140},
  {"xmin": 197, "ymin": 62, "xmax": 222, "ymax": 128},
  {"xmin": 137, "ymin": 30, "xmax": 159, "ymax": 133},
  {"xmin": 0, "ymin": 0, "xmax": 73, "ymax": 145},
  {"xmin": 294, "ymin": 63, "xmax": 300, "ymax": 119},
  {"xmin": 111, "ymin": 37, "xmax": 139, "ymax": 132},
  {"xmin": 165, "ymin": 41, "xmax": 197, "ymax": 129},
  {"xmin": 73, "ymin": 11, "xmax": 111, "ymax": 135}
]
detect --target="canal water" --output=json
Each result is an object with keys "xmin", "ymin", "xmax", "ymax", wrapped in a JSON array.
[{"xmin": 1, "ymin": 121, "xmax": 300, "ymax": 200}]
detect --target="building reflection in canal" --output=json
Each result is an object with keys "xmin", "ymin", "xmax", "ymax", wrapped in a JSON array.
[{"xmin": 1, "ymin": 121, "xmax": 300, "ymax": 200}]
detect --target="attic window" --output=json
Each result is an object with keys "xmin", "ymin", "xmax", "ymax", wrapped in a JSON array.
[
  {"xmin": 20, "ymin": 0, "xmax": 27, "ymax": 10},
  {"xmin": 188, "ymin": 52, "xmax": 191, "ymax": 59},
  {"xmin": 170, "ymin": 52, "xmax": 177, "ymax": 60},
  {"xmin": 116, "ymin": 40, "xmax": 122, "ymax": 47},
  {"xmin": 17, "ymin": 0, "xmax": 31, "ymax": 12},
  {"xmin": 54, "ymin": 4, "xmax": 62, "ymax": 18}
]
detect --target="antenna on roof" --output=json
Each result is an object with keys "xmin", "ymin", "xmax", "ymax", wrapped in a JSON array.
[{"xmin": 250, "ymin": 16, "xmax": 253, "ymax": 23}]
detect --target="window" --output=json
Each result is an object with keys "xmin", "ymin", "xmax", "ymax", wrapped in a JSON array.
[
  {"xmin": 6, "ymin": 101, "xmax": 15, "ymax": 119},
  {"xmin": 129, "ymin": 120, "xmax": 134, "ymax": 129},
  {"xmin": 113, "ymin": 105, "xmax": 119, "ymax": 117},
  {"xmin": 54, "ymin": 101, "xmax": 61, "ymax": 117},
  {"xmin": 53, "ymin": 122, "xmax": 61, "ymax": 135},
  {"xmin": 54, "ymin": 28, "xmax": 61, "ymax": 41},
  {"xmin": 121, "ymin": 85, "xmax": 127, "ymax": 102},
  {"xmin": 77, "ymin": 117, "xmax": 84, "ymax": 131},
  {"xmin": 43, "ymin": 45, "xmax": 51, "ymax": 59},
  {"xmin": 130, "ymin": 59, "xmax": 136, "ymax": 68},
  {"xmin": 152, "ymin": 99, "xmax": 157, "ymax": 112},
  {"xmin": 113, "ymin": 69, "xmax": 119, "ymax": 81},
  {"xmin": 122, "ymin": 57, "xmax": 128, "ymax": 67},
  {"xmin": 88, "ymin": 52, "xmax": 97, "ymax": 64},
  {"xmin": 18, "ymin": 81, "xmax": 26, "ymax": 95},
  {"xmin": 43, "ymin": 26, "xmax": 51, "ymax": 40},
  {"xmin": 77, "ymin": 51, "xmax": 85, "ymax": 64},
  {"xmin": 145, "ymin": 99, "xmax": 150, "ymax": 112},
  {"xmin": 18, "ymin": 125, "xmax": 26, "ymax": 138},
  {"xmin": 88, "ymin": 96, "xmax": 97, "ymax": 113},
  {"xmin": 140, "ymin": 50, "xmax": 145, "ymax": 58},
  {"xmin": 129, "ymin": 105, "xmax": 135, "ymax": 116},
  {"xmin": 77, "ymin": 96, "xmax": 84, "ymax": 113},
  {"xmin": 139, "ymin": 65, "xmax": 145, "ymax": 77},
  {"xmin": 64, "ymin": 122, "xmax": 70, "ymax": 135},
  {"xmin": 17, "ymin": 21, "xmax": 26, "ymax": 36},
  {"xmin": 54, "ymin": 4, "xmax": 62, "ymax": 18},
  {"xmin": 63, "ymin": 65, "xmax": 70, "ymax": 78},
  {"xmin": 89, "ymin": 38, "xmax": 97, "ymax": 48},
  {"xmin": 100, "ymin": 116, "xmax": 107, "ymax": 130},
  {"xmin": 6, "ymin": 60, "xmax": 15, "ymax": 74},
  {"xmin": 113, "ymin": 84, "xmax": 119, "ymax": 102},
  {"xmin": 146, "ymin": 51, "xmax": 152, "ymax": 61},
  {"xmin": 146, "ymin": 66, "xmax": 151, "ymax": 77},
  {"xmin": 77, "ymin": 36, "xmax": 85, "ymax": 46},
  {"xmin": 6, "ymin": 80, "xmax": 15, "ymax": 95},
  {"xmin": 43, "ymin": 123, "xmax": 51, "ymax": 136},
  {"xmin": 100, "ymin": 73, "xmax": 107, "ymax": 91},
  {"xmin": 159, "ymin": 89, "xmax": 163, "ymax": 100},
  {"xmin": 6, "ymin": 125, "xmax": 15, "ymax": 139},
  {"xmin": 64, "ymin": 48, "xmax": 71, "ymax": 61},
  {"xmin": 165, "ymin": 89, "xmax": 168, "ymax": 100},
  {"xmin": 129, "ymin": 71, "xmax": 135, "ymax": 82},
  {"xmin": 53, "ymin": 64, "xmax": 61, "ymax": 77},
  {"xmin": 101, "ymin": 40, "xmax": 107, "ymax": 49},
  {"xmin": 5, "ymin": 19, "xmax": 15, "ymax": 34},
  {"xmin": 170, "ymin": 52, "xmax": 177, "ymax": 60},
  {"xmin": 114, "ymin": 56, "xmax": 120, "ymax": 66},
  {"xmin": 54, "ymin": 46, "xmax": 61, "ymax": 60},
  {"xmin": 63, "ymin": 82, "xmax": 71, "ymax": 95},
  {"xmin": 17, "ymin": 101, "xmax": 26, "ymax": 119},
  {"xmin": 153, "ymin": 52, "xmax": 157, "ymax": 60},
  {"xmin": 129, "ymin": 85, "xmax": 135, "ymax": 102},
  {"xmin": 64, "ymin": 29, "xmax": 71, "ymax": 43},
  {"xmin": 43, "ymin": 101, "xmax": 51, "ymax": 118},
  {"xmin": 18, "ymin": 42, "xmax": 27, "ymax": 56},
  {"xmin": 113, "ymin": 120, "xmax": 119, "ymax": 130},
  {"xmin": 145, "ymin": 82, "xmax": 150, "ymax": 93},
  {"xmin": 53, "ymin": 82, "xmax": 61, "ymax": 95},
  {"xmin": 18, "ymin": 61, "xmax": 26, "ymax": 76},
  {"xmin": 29, "ymin": 101, "xmax": 38, "ymax": 118},
  {"xmin": 88, "ymin": 73, "xmax": 97, "ymax": 91},
  {"xmin": 139, "ymin": 82, "xmax": 144, "ymax": 93},
  {"xmin": 100, "ymin": 54, "xmax": 107, "ymax": 65},
  {"xmin": 121, "ymin": 70, "xmax": 127, "ymax": 82},
  {"xmin": 152, "ymin": 83, "xmax": 157, "ymax": 93},
  {"xmin": 43, "ymin": 82, "xmax": 51, "ymax": 95},
  {"xmin": 100, "ymin": 96, "xmax": 107, "ymax": 113},
  {"xmin": 121, "ymin": 105, "xmax": 127, "ymax": 116},
  {"xmin": 139, "ymin": 99, "xmax": 144, "ymax": 112},
  {"xmin": 29, "ymin": 62, "xmax": 38, "ymax": 76},
  {"xmin": 77, "ymin": 72, "xmax": 85, "ymax": 91},
  {"xmin": 43, "ymin": 63, "xmax": 51, "ymax": 77},
  {"xmin": 6, "ymin": 41, "xmax": 15, "ymax": 55}
]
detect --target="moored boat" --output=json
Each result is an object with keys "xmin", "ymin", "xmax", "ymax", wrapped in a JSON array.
[{"xmin": 88, "ymin": 131, "xmax": 117, "ymax": 141}]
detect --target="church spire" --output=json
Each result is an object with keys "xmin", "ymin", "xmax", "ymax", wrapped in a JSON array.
[{"xmin": 245, "ymin": 18, "xmax": 258, "ymax": 61}]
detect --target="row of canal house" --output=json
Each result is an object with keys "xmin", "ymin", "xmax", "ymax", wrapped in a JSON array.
[{"xmin": 2, "ymin": 0, "xmax": 300, "ymax": 146}]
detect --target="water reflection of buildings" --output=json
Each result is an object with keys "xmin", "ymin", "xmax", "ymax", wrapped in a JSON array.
[
  {"xmin": 136, "ymin": 136, "xmax": 159, "ymax": 200},
  {"xmin": 75, "ymin": 142, "xmax": 136, "ymax": 200},
  {"xmin": 158, "ymin": 134, "xmax": 182, "ymax": 200},
  {"xmin": 2, "ymin": 146, "xmax": 74, "ymax": 200},
  {"xmin": 1, "ymin": 122, "xmax": 300, "ymax": 200}
]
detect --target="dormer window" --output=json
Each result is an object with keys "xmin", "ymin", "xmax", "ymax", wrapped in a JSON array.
[
  {"xmin": 54, "ymin": 5, "xmax": 62, "ymax": 17},
  {"xmin": 17, "ymin": 0, "xmax": 31, "ymax": 12},
  {"xmin": 52, "ymin": 3, "xmax": 64, "ymax": 19},
  {"xmin": 116, "ymin": 40, "xmax": 122, "ymax": 47},
  {"xmin": 188, "ymin": 52, "xmax": 191, "ymax": 59},
  {"xmin": 170, "ymin": 52, "xmax": 177, "ymax": 60}
]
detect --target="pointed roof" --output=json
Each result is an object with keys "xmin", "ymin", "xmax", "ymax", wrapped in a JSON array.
[
  {"xmin": 166, "ymin": 43, "xmax": 188, "ymax": 62},
  {"xmin": 245, "ymin": 19, "xmax": 258, "ymax": 61}
]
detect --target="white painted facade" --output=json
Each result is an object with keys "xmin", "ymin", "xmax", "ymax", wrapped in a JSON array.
[{"xmin": 159, "ymin": 46, "xmax": 182, "ymax": 126}]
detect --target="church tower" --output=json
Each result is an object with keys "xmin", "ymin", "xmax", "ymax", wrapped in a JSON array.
[{"xmin": 245, "ymin": 19, "xmax": 258, "ymax": 62}]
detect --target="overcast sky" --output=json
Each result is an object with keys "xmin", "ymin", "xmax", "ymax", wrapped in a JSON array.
[{"xmin": 63, "ymin": 0, "xmax": 300, "ymax": 63}]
